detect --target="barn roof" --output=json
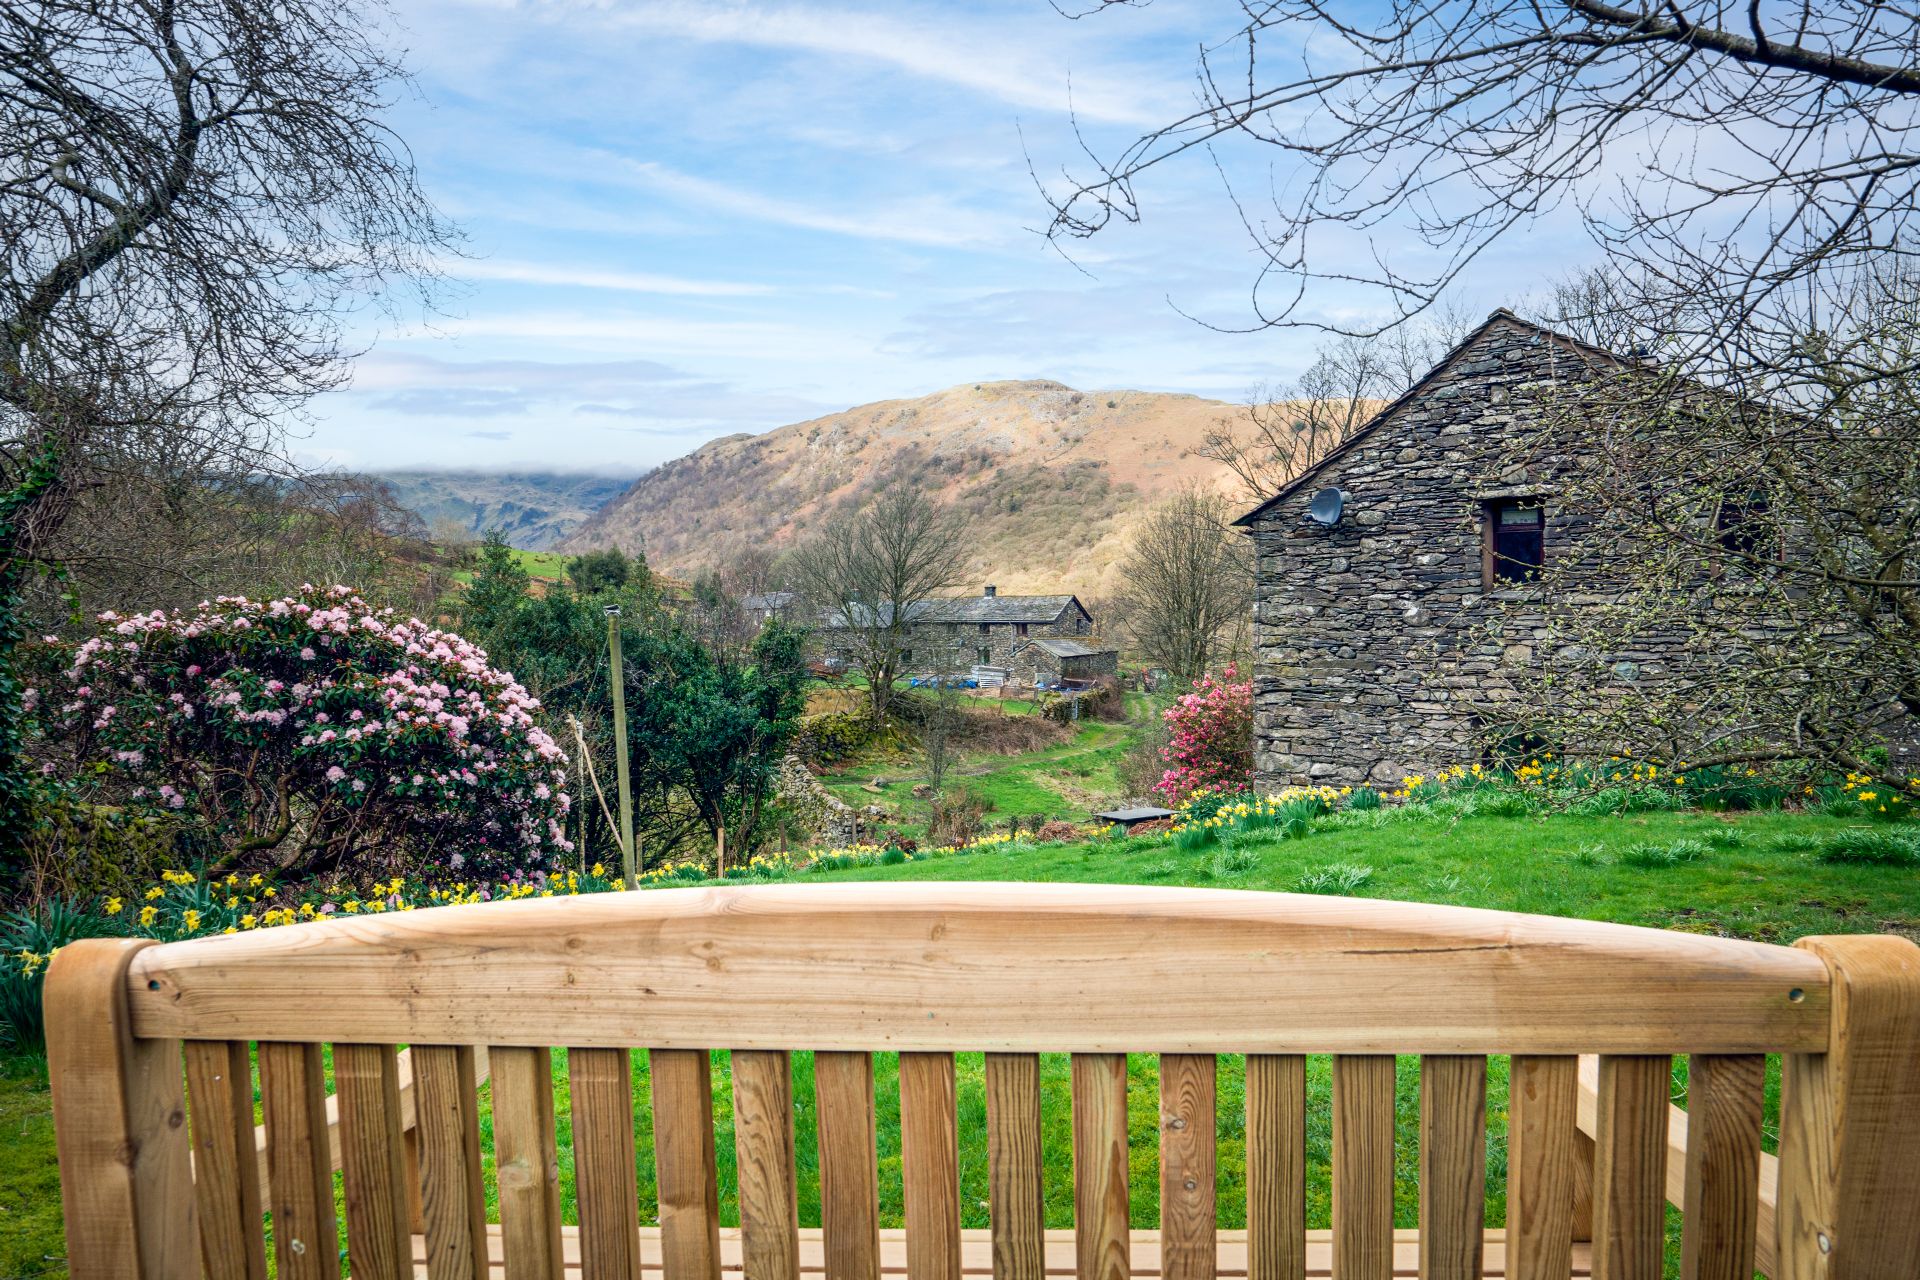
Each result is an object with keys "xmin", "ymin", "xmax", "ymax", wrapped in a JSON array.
[
  {"xmin": 920, "ymin": 594, "xmax": 1085, "ymax": 624},
  {"xmin": 1031, "ymin": 637, "xmax": 1113, "ymax": 659},
  {"xmin": 1230, "ymin": 309, "xmax": 1635, "ymax": 528}
]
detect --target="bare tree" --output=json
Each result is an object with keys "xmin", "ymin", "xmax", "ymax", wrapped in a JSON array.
[
  {"xmin": 0, "ymin": 0, "xmax": 451, "ymax": 844},
  {"xmin": 1494, "ymin": 263, "xmax": 1920, "ymax": 797},
  {"xmin": 1204, "ymin": 319, "xmax": 1471, "ymax": 501},
  {"xmin": 788, "ymin": 484, "xmax": 967, "ymax": 721},
  {"xmin": 1115, "ymin": 487, "xmax": 1255, "ymax": 683},
  {"xmin": 1044, "ymin": 2, "xmax": 1920, "ymax": 349}
]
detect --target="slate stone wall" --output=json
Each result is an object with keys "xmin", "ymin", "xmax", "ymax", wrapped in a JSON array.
[{"xmin": 1245, "ymin": 316, "xmax": 1604, "ymax": 787}]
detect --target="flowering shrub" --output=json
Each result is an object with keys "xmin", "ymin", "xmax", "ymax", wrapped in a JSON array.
[
  {"xmin": 1155, "ymin": 667, "xmax": 1253, "ymax": 801},
  {"xmin": 31, "ymin": 585, "xmax": 571, "ymax": 877}
]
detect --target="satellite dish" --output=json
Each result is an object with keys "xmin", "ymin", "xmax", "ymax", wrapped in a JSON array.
[{"xmin": 1306, "ymin": 487, "xmax": 1346, "ymax": 527}]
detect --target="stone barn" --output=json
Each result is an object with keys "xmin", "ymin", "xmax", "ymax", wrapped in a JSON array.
[
  {"xmin": 1011, "ymin": 637, "xmax": 1119, "ymax": 686},
  {"xmin": 1235, "ymin": 310, "xmax": 1617, "ymax": 787}
]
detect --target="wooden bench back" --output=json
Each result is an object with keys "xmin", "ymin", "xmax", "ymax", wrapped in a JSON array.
[{"xmin": 44, "ymin": 883, "xmax": 1920, "ymax": 1280}]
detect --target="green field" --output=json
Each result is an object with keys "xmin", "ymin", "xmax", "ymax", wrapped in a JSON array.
[{"xmin": 4, "ymin": 800, "xmax": 1913, "ymax": 1278}]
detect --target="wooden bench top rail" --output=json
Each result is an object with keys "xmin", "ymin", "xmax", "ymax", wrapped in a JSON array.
[{"xmin": 121, "ymin": 883, "xmax": 1828, "ymax": 1053}]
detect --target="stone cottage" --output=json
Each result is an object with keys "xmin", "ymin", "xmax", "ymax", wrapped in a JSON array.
[
  {"xmin": 1009, "ymin": 637, "xmax": 1121, "ymax": 686},
  {"xmin": 1235, "ymin": 309, "xmax": 1622, "ymax": 787},
  {"xmin": 819, "ymin": 586, "xmax": 1110, "ymax": 675}
]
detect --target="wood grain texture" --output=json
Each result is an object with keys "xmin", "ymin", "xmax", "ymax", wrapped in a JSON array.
[
  {"xmin": 815, "ymin": 1051, "xmax": 881, "ymax": 1280},
  {"xmin": 651, "ymin": 1048, "xmax": 722, "ymax": 1280},
  {"xmin": 984, "ymin": 1054, "xmax": 1045, "ymax": 1280},
  {"xmin": 259, "ymin": 1041, "xmax": 341, "ymax": 1280},
  {"xmin": 1576, "ymin": 1054, "xmax": 1780, "ymax": 1278},
  {"xmin": 732, "ymin": 1050, "xmax": 800, "ymax": 1280},
  {"xmin": 569, "ymin": 1047, "xmax": 643, "ymax": 1280},
  {"xmin": 186, "ymin": 1039, "xmax": 267, "ymax": 1280},
  {"xmin": 1246, "ymin": 1055, "xmax": 1305, "ymax": 1280},
  {"xmin": 45, "ymin": 938, "xmax": 196, "ymax": 1280},
  {"xmin": 1507, "ymin": 1056, "xmax": 1576, "ymax": 1280},
  {"xmin": 901, "ymin": 1051, "xmax": 964, "ymax": 1280},
  {"xmin": 1071, "ymin": 1053, "xmax": 1130, "ymax": 1280},
  {"xmin": 491, "ymin": 1045, "xmax": 567, "ymax": 1280},
  {"xmin": 1677, "ymin": 1055, "xmax": 1762, "ymax": 1280},
  {"xmin": 124, "ymin": 884, "xmax": 1830, "ymax": 1053},
  {"xmin": 1332, "ymin": 1055, "xmax": 1394, "ymax": 1280},
  {"xmin": 1159, "ymin": 1054, "xmax": 1217, "ymax": 1280},
  {"xmin": 1418, "ymin": 1056, "xmax": 1486, "ymax": 1280},
  {"xmin": 412, "ymin": 1045, "xmax": 490, "ymax": 1280},
  {"xmin": 333, "ymin": 1043, "xmax": 412, "ymax": 1280},
  {"xmin": 1588, "ymin": 1056, "xmax": 1670, "ymax": 1280},
  {"xmin": 1777, "ymin": 934, "xmax": 1920, "ymax": 1280}
]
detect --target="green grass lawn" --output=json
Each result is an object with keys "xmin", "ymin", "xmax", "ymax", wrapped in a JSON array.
[{"xmin": 4, "ymin": 804, "xmax": 1913, "ymax": 1276}]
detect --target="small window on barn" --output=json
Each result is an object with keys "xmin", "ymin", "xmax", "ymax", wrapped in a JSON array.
[
  {"xmin": 1485, "ymin": 500, "xmax": 1545, "ymax": 586},
  {"xmin": 1016, "ymin": 622, "xmax": 1029, "ymax": 637},
  {"xmin": 901, "ymin": 649, "xmax": 913, "ymax": 665},
  {"xmin": 979, "ymin": 622, "xmax": 990, "ymax": 635},
  {"xmin": 976, "ymin": 646, "xmax": 991, "ymax": 664},
  {"xmin": 1715, "ymin": 488, "xmax": 1773, "ymax": 559}
]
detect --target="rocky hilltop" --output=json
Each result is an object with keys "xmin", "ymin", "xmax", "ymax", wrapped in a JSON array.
[{"xmin": 558, "ymin": 379, "xmax": 1252, "ymax": 598}]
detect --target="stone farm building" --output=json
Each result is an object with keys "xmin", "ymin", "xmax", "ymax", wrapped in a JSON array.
[
  {"xmin": 1237, "ymin": 309, "xmax": 1771, "ymax": 787},
  {"xmin": 817, "ymin": 586, "xmax": 1118, "ymax": 681}
]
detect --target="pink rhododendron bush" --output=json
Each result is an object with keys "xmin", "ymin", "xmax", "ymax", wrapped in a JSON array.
[
  {"xmin": 1154, "ymin": 666, "xmax": 1254, "ymax": 802},
  {"xmin": 32, "ymin": 585, "xmax": 571, "ymax": 877}
]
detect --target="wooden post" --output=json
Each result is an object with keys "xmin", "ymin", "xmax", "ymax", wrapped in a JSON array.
[
  {"xmin": 46, "ymin": 937, "xmax": 197, "ymax": 1280},
  {"xmin": 606, "ymin": 605, "xmax": 636, "ymax": 888},
  {"xmin": 716, "ymin": 823, "xmax": 727, "ymax": 879},
  {"xmin": 1777, "ymin": 934, "xmax": 1920, "ymax": 1279}
]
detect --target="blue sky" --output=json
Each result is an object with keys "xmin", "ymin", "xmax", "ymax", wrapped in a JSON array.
[{"xmin": 310, "ymin": 0, "xmax": 1587, "ymax": 473}]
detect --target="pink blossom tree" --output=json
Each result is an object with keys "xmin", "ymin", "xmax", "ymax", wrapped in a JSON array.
[
  {"xmin": 34, "ymin": 585, "xmax": 571, "ymax": 877},
  {"xmin": 1155, "ymin": 666, "xmax": 1254, "ymax": 801}
]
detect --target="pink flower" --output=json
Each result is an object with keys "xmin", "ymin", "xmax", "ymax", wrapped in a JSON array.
[{"xmin": 325, "ymin": 765, "xmax": 346, "ymax": 783}]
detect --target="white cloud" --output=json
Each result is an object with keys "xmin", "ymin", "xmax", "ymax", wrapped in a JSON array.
[
  {"xmin": 451, "ymin": 258, "xmax": 779, "ymax": 296},
  {"xmin": 621, "ymin": 160, "xmax": 1007, "ymax": 248},
  {"xmin": 589, "ymin": 2, "xmax": 1171, "ymax": 126}
]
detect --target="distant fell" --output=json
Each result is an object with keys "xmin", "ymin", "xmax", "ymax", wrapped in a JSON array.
[
  {"xmin": 557, "ymin": 379, "xmax": 1251, "ymax": 598},
  {"xmin": 377, "ymin": 470, "xmax": 639, "ymax": 551}
]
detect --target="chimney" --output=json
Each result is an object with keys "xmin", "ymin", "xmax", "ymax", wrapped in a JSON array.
[{"xmin": 983, "ymin": 584, "xmax": 997, "ymax": 597}]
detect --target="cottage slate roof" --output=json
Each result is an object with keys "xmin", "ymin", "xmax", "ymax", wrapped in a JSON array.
[
  {"xmin": 918, "ymin": 594, "xmax": 1085, "ymax": 624},
  {"xmin": 1030, "ymin": 637, "xmax": 1112, "ymax": 659},
  {"xmin": 742, "ymin": 591, "xmax": 796, "ymax": 611},
  {"xmin": 1230, "ymin": 309, "xmax": 1638, "ymax": 528}
]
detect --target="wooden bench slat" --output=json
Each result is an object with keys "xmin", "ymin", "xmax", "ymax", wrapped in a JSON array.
[
  {"xmin": 493, "ymin": 1046, "xmax": 567, "ymax": 1280},
  {"xmin": 901, "ymin": 1051, "xmax": 964, "ymax": 1280},
  {"xmin": 126, "ymin": 885, "xmax": 1832, "ymax": 1054},
  {"xmin": 1071, "ymin": 1053, "xmax": 1130, "ymax": 1280},
  {"xmin": 985, "ymin": 1053, "xmax": 1046, "ymax": 1280},
  {"xmin": 411, "ymin": 1224, "xmax": 1596, "ymax": 1277},
  {"xmin": 733, "ymin": 1050, "xmax": 801, "ymax": 1280},
  {"xmin": 1506, "ymin": 1056, "xmax": 1576, "ymax": 1280},
  {"xmin": 186, "ymin": 1039, "xmax": 268, "ymax": 1280},
  {"xmin": 1245, "ymin": 1055, "xmax": 1305, "ymax": 1280},
  {"xmin": 334, "ymin": 1043, "xmax": 413, "ymax": 1280},
  {"xmin": 1159, "ymin": 1054, "xmax": 1217, "ymax": 1280},
  {"xmin": 413, "ymin": 1044, "xmax": 490, "ymax": 1280},
  {"xmin": 570, "ymin": 1047, "xmax": 644, "ymax": 1280},
  {"xmin": 1417, "ymin": 1056, "xmax": 1486, "ymax": 1280},
  {"xmin": 1332, "ymin": 1055, "xmax": 1394, "ymax": 1280},
  {"xmin": 1678, "ymin": 1055, "xmax": 1763, "ymax": 1280},
  {"xmin": 651, "ymin": 1049, "xmax": 722, "ymax": 1280},
  {"xmin": 259, "ymin": 1041, "xmax": 341, "ymax": 1280},
  {"xmin": 1589, "ymin": 1056, "xmax": 1670, "ymax": 1280},
  {"xmin": 815, "ymin": 1051, "xmax": 882, "ymax": 1280}
]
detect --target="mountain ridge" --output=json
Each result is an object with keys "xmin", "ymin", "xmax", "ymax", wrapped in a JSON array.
[{"xmin": 558, "ymin": 378, "xmax": 1253, "ymax": 598}]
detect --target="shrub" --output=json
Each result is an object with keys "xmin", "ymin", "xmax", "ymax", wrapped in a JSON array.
[
  {"xmin": 879, "ymin": 846, "xmax": 909, "ymax": 865},
  {"xmin": 1347, "ymin": 787, "xmax": 1382, "ymax": 811},
  {"xmin": 1154, "ymin": 668, "xmax": 1253, "ymax": 801},
  {"xmin": 1294, "ymin": 863, "xmax": 1375, "ymax": 894},
  {"xmin": 927, "ymin": 787, "xmax": 992, "ymax": 848},
  {"xmin": 1172, "ymin": 822, "xmax": 1216, "ymax": 851},
  {"xmin": 1618, "ymin": 838, "xmax": 1710, "ymax": 869},
  {"xmin": 30, "ymin": 586, "xmax": 571, "ymax": 878},
  {"xmin": 1815, "ymin": 828, "xmax": 1920, "ymax": 866}
]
